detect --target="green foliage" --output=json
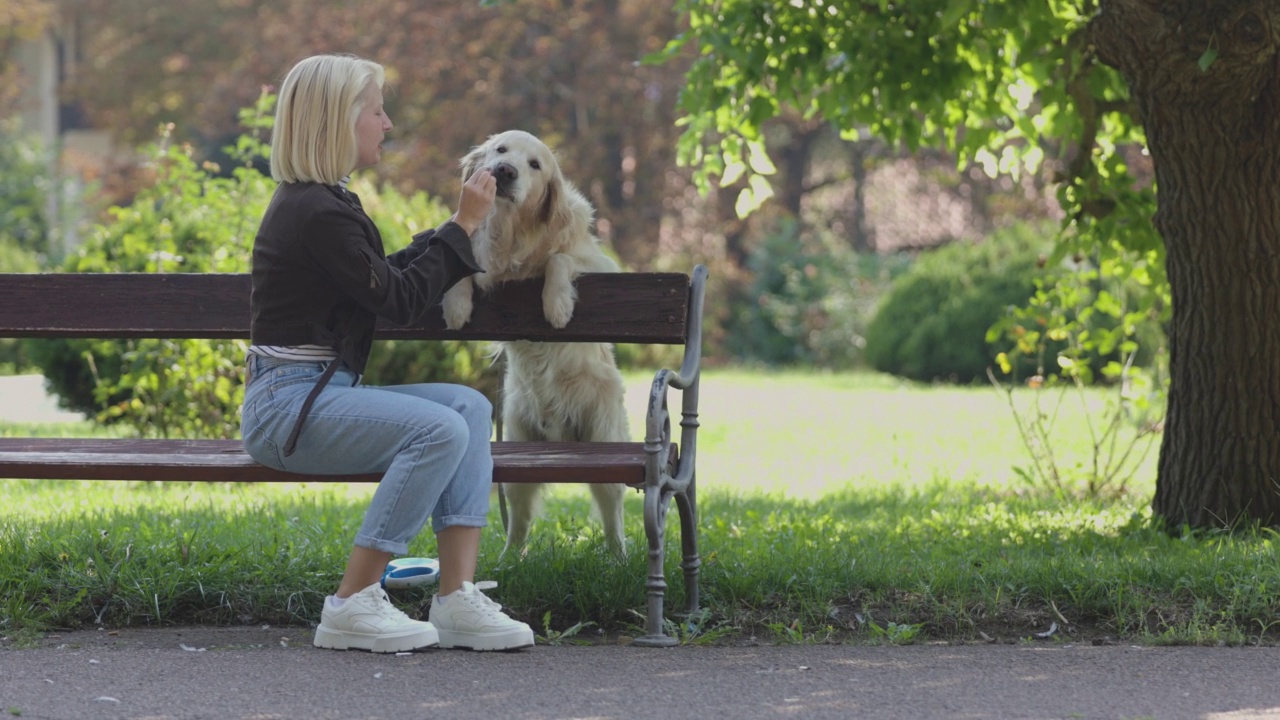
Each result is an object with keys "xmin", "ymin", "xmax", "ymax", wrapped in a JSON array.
[
  {"xmin": 654, "ymin": 1, "xmax": 1167, "ymax": 395},
  {"xmin": 991, "ymin": 368, "xmax": 1162, "ymax": 500},
  {"xmin": 0, "ymin": 238, "xmax": 43, "ymax": 374},
  {"xmin": 28, "ymin": 98, "xmax": 275, "ymax": 437},
  {"xmin": 9, "ymin": 469, "xmax": 1280, "ymax": 646},
  {"xmin": 864, "ymin": 223, "xmax": 1052, "ymax": 383},
  {"xmin": 866, "ymin": 618, "xmax": 924, "ymax": 645},
  {"xmin": 29, "ymin": 91, "xmax": 490, "ymax": 437},
  {"xmin": 0, "ymin": 239, "xmax": 42, "ymax": 273},
  {"xmin": 535, "ymin": 610, "xmax": 596, "ymax": 646},
  {"xmin": 989, "ymin": 244, "xmax": 1168, "ymax": 385},
  {"xmin": 0, "ymin": 125, "xmax": 59, "ymax": 261},
  {"xmin": 0, "ymin": 369, "xmax": 1264, "ymax": 644},
  {"xmin": 653, "ymin": 2, "xmax": 1134, "ymax": 207},
  {"xmin": 726, "ymin": 218, "xmax": 910, "ymax": 368},
  {"xmin": 987, "ymin": 245, "xmax": 1168, "ymax": 498}
]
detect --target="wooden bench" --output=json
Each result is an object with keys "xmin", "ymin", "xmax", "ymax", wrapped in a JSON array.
[{"xmin": 0, "ymin": 268, "xmax": 707, "ymax": 647}]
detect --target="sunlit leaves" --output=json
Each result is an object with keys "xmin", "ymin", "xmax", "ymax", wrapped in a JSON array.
[
  {"xmin": 668, "ymin": 1, "xmax": 1081, "ymax": 184},
  {"xmin": 735, "ymin": 173, "xmax": 776, "ymax": 218},
  {"xmin": 654, "ymin": 0, "xmax": 1167, "ymax": 399},
  {"xmin": 658, "ymin": 0, "xmax": 1149, "ymax": 254}
]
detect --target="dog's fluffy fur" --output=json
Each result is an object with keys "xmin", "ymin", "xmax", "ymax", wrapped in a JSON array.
[{"xmin": 442, "ymin": 129, "xmax": 629, "ymax": 556}]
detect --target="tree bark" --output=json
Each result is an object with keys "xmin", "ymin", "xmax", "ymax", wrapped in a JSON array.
[
  {"xmin": 776, "ymin": 119, "xmax": 823, "ymax": 217},
  {"xmin": 848, "ymin": 140, "xmax": 874, "ymax": 253},
  {"xmin": 1092, "ymin": 0, "xmax": 1280, "ymax": 527}
]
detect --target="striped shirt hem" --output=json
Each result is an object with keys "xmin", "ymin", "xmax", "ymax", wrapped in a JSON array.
[{"xmin": 246, "ymin": 345, "xmax": 340, "ymax": 362}]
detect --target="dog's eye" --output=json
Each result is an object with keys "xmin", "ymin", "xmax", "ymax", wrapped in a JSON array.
[
  {"xmin": 529, "ymin": 159, "xmax": 541, "ymax": 170},
  {"xmin": 496, "ymin": 145, "xmax": 507, "ymax": 154}
]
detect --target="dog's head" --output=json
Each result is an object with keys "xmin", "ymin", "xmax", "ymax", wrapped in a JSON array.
[{"xmin": 461, "ymin": 130, "xmax": 572, "ymax": 229}]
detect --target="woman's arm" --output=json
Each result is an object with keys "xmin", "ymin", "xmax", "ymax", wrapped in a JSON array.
[{"xmin": 307, "ymin": 206, "xmax": 482, "ymax": 326}]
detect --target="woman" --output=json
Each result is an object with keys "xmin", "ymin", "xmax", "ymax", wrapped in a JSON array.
[{"xmin": 240, "ymin": 53, "xmax": 533, "ymax": 653}]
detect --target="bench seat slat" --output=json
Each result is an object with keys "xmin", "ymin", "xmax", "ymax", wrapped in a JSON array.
[
  {"xmin": 0, "ymin": 439, "xmax": 671, "ymax": 486},
  {"xmin": 0, "ymin": 273, "xmax": 690, "ymax": 344}
]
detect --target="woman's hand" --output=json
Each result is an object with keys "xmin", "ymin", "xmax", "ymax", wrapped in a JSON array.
[{"xmin": 454, "ymin": 170, "xmax": 497, "ymax": 236}]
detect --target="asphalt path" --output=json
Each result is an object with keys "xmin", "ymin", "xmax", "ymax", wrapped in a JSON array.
[{"xmin": 4, "ymin": 626, "xmax": 1280, "ymax": 719}]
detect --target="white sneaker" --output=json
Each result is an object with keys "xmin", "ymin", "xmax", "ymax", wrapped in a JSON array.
[
  {"xmin": 313, "ymin": 581, "xmax": 439, "ymax": 653},
  {"xmin": 429, "ymin": 581, "xmax": 535, "ymax": 651}
]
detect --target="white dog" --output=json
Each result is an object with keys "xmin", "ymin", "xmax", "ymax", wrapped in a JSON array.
[{"xmin": 442, "ymin": 129, "xmax": 629, "ymax": 556}]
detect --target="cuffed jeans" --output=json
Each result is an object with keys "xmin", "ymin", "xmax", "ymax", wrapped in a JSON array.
[{"xmin": 240, "ymin": 355, "xmax": 493, "ymax": 555}]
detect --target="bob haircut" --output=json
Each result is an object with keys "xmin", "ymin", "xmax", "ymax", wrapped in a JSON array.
[{"xmin": 271, "ymin": 54, "xmax": 385, "ymax": 184}]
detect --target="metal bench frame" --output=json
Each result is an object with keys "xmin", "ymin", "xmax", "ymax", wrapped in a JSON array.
[{"xmin": 0, "ymin": 267, "xmax": 707, "ymax": 647}]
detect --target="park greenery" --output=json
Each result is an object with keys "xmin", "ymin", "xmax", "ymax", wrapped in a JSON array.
[
  {"xmin": 21, "ymin": 93, "xmax": 497, "ymax": 439},
  {"xmin": 3, "ymin": 1, "xmax": 1279, "ymax": 642},
  {"xmin": 4, "ymin": 372, "xmax": 1278, "ymax": 646},
  {"xmin": 8, "ymin": 95, "xmax": 1118, "ymax": 443},
  {"xmin": 655, "ymin": 0, "xmax": 1280, "ymax": 529}
]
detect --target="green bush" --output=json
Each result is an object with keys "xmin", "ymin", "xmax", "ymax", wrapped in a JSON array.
[
  {"xmin": 26, "ymin": 118, "xmax": 273, "ymax": 437},
  {"xmin": 864, "ymin": 223, "xmax": 1052, "ymax": 383},
  {"xmin": 0, "ymin": 238, "xmax": 43, "ymax": 374},
  {"xmin": 0, "ymin": 125, "xmax": 93, "ymax": 375},
  {"xmin": 0, "ymin": 122, "xmax": 99, "ymax": 267},
  {"xmin": 29, "ymin": 94, "xmax": 491, "ymax": 438},
  {"xmin": 725, "ymin": 218, "xmax": 908, "ymax": 369},
  {"xmin": 989, "ymin": 245, "xmax": 1167, "ymax": 385},
  {"xmin": 0, "ymin": 126, "xmax": 57, "ymax": 260}
]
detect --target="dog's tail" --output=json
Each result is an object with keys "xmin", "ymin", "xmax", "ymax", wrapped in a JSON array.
[{"xmin": 485, "ymin": 342, "xmax": 507, "ymax": 365}]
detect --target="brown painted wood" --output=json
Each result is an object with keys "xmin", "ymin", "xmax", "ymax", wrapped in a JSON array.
[
  {"xmin": 0, "ymin": 273, "xmax": 689, "ymax": 344},
  {"xmin": 0, "ymin": 271, "xmax": 692, "ymax": 488},
  {"xmin": 0, "ymin": 439, "xmax": 675, "ymax": 486}
]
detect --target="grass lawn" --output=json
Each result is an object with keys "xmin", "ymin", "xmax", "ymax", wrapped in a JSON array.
[
  {"xmin": 639, "ymin": 368, "xmax": 1159, "ymax": 498},
  {"xmin": 4, "ymin": 369, "xmax": 1279, "ymax": 646}
]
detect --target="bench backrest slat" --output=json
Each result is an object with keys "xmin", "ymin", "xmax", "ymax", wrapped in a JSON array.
[{"xmin": 0, "ymin": 272, "xmax": 691, "ymax": 344}]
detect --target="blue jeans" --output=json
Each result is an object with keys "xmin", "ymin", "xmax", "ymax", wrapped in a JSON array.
[{"xmin": 240, "ymin": 355, "xmax": 493, "ymax": 555}]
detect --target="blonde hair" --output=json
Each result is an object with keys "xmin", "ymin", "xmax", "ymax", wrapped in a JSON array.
[{"xmin": 271, "ymin": 54, "xmax": 385, "ymax": 184}]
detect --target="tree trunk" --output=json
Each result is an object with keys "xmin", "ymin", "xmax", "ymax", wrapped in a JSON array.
[
  {"xmin": 1093, "ymin": 1, "xmax": 1280, "ymax": 527},
  {"xmin": 776, "ymin": 120, "xmax": 822, "ymax": 217},
  {"xmin": 848, "ymin": 140, "xmax": 874, "ymax": 253}
]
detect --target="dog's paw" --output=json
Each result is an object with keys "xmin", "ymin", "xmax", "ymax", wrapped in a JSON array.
[
  {"xmin": 442, "ymin": 282, "xmax": 474, "ymax": 330},
  {"xmin": 543, "ymin": 289, "xmax": 575, "ymax": 329},
  {"xmin": 606, "ymin": 535, "xmax": 628, "ymax": 559}
]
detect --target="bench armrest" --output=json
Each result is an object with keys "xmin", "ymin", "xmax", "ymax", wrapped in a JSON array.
[{"xmin": 644, "ymin": 265, "xmax": 707, "ymax": 493}]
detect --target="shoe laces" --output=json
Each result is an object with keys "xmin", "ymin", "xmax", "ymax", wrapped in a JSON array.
[
  {"xmin": 463, "ymin": 581, "xmax": 507, "ymax": 618},
  {"xmin": 366, "ymin": 587, "xmax": 413, "ymax": 622}
]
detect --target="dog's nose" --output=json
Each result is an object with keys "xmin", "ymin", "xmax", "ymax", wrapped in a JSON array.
[{"xmin": 493, "ymin": 162, "xmax": 518, "ymax": 182}]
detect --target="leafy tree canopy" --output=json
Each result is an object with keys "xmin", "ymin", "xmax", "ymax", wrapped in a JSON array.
[{"xmin": 650, "ymin": 1, "xmax": 1162, "ymax": 271}]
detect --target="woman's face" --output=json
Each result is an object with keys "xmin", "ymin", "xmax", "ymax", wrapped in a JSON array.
[{"xmin": 354, "ymin": 83, "xmax": 393, "ymax": 170}]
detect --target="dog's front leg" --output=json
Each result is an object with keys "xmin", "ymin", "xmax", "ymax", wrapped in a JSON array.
[
  {"xmin": 542, "ymin": 253, "xmax": 578, "ymax": 329},
  {"xmin": 442, "ymin": 276, "xmax": 475, "ymax": 330}
]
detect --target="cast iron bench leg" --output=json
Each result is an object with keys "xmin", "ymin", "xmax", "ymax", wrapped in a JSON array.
[
  {"xmin": 676, "ymin": 481, "xmax": 700, "ymax": 614},
  {"xmin": 633, "ymin": 487, "xmax": 677, "ymax": 647}
]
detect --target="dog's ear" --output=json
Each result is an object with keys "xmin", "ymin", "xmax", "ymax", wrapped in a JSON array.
[
  {"xmin": 460, "ymin": 143, "xmax": 485, "ymax": 182},
  {"xmin": 537, "ymin": 174, "xmax": 560, "ymax": 226},
  {"xmin": 539, "ymin": 173, "xmax": 594, "ymax": 246},
  {"xmin": 538, "ymin": 156, "xmax": 589, "ymax": 233}
]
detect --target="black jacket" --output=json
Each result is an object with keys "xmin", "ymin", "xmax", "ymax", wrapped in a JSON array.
[{"xmin": 250, "ymin": 181, "xmax": 482, "ymax": 374}]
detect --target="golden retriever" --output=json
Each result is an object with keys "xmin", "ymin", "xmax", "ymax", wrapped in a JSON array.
[{"xmin": 442, "ymin": 129, "xmax": 629, "ymax": 556}]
